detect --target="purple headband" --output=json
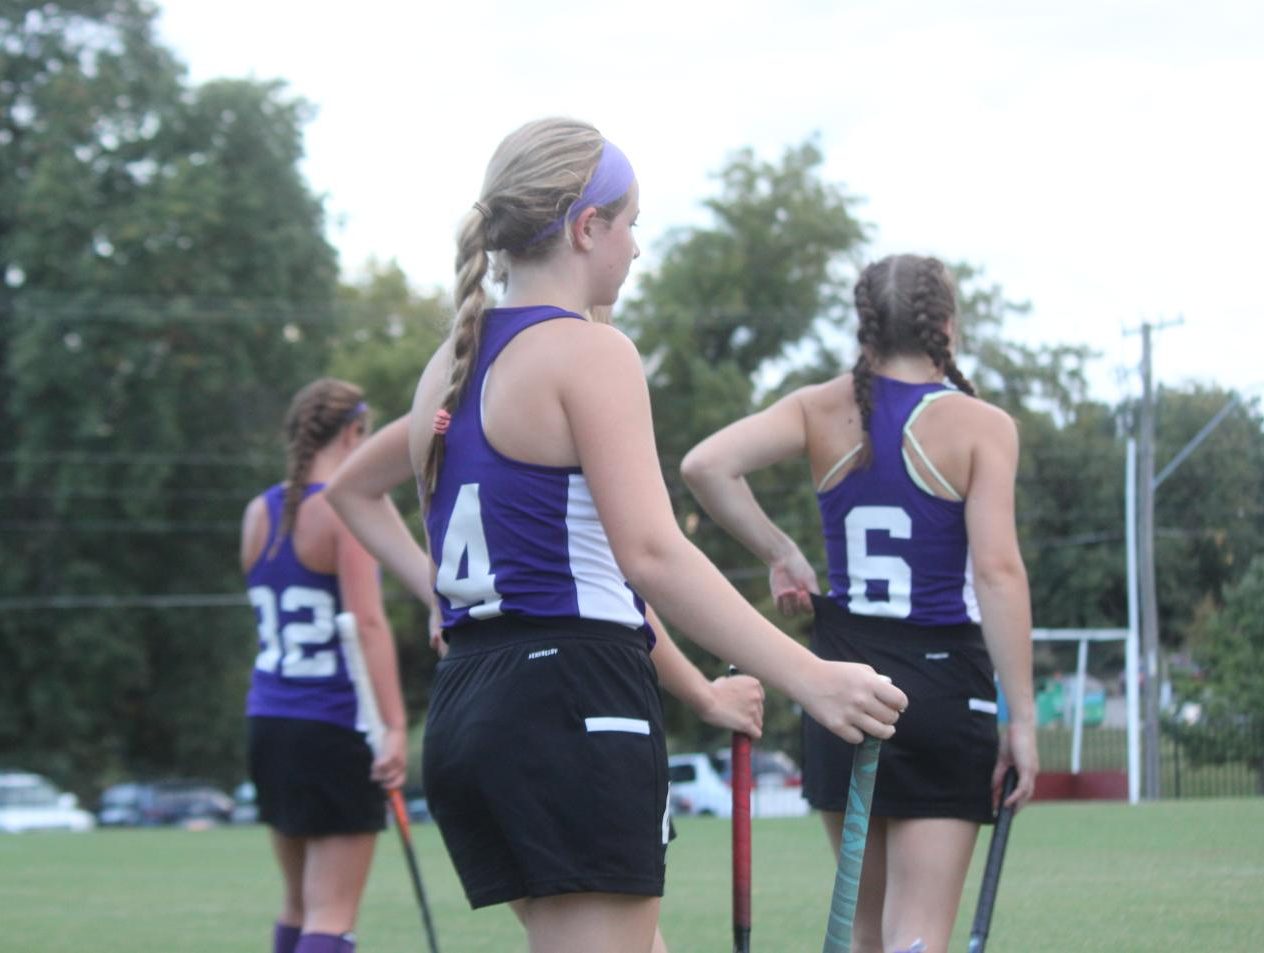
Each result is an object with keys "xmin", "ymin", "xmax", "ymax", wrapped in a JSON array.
[
  {"xmin": 529, "ymin": 140, "xmax": 635, "ymax": 245},
  {"xmin": 343, "ymin": 400, "xmax": 368, "ymax": 424}
]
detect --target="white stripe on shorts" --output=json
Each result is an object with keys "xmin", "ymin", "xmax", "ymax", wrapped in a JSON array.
[
  {"xmin": 968, "ymin": 698, "xmax": 998, "ymax": 714},
  {"xmin": 584, "ymin": 716, "xmax": 651, "ymax": 735}
]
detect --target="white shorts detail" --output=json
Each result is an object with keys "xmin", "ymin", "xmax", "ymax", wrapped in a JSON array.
[
  {"xmin": 584, "ymin": 716, "xmax": 651, "ymax": 735},
  {"xmin": 968, "ymin": 698, "xmax": 998, "ymax": 714}
]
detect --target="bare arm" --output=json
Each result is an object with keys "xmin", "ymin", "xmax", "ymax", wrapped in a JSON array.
[
  {"xmin": 326, "ymin": 416, "xmax": 433, "ymax": 604},
  {"xmin": 965, "ymin": 408, "xmax": 1038, "ymax": 810},
  {"xmin": 647, "ymin": 606, "xmax": 764, "ymax": 738},
  {"xmin": 681, "ymin": 394, "xmax": 820, "ymax": 615},
  {"xmin": 336, "ymin": 521, "xmax": 408, "ymax": 791},
  {"xmin": 240, "ymin": 498, "xmax": 262, "ymax": 575},
  {"xmin": 563, "ymin": 325, "xmax": 905, "ymax": 743}
]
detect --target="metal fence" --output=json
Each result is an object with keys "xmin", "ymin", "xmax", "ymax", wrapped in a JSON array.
[{"xmin": 1036, "ymin": 722, "xmax": 1263, "ymax": 799}]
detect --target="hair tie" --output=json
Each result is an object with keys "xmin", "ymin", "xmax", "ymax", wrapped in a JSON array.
[
  {"xmin": 342, "ymin": 400, "xmax": 368, "ymax": 424},
  {"xmin": 472, "ymin": 201, "xmax": 491, "ymax": 220},
  {"xmin": 432, "ymin": 409, "xmax": 452, "ymax": 435}
]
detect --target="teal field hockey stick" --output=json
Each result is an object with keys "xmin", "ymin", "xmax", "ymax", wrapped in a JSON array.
[{"xmin": 821, "ymin": 735, "xmax": 881, "ymax": 953}]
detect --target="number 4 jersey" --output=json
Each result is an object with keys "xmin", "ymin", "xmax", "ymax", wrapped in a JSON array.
[
  {"xmin": 818, "ymin": 376, "xmax": 981, "ymax": 627},
  {"xmin": 424, "ymin": 306, "xmax": 650, "ymax": 642},
  {"xmin": 245, "ymin": 483, "xmax": 357, "ymax": 729}
]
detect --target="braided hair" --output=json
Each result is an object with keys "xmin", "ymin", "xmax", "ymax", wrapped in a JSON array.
[
  {"xmin": 419, "ymin": 118, "xmax": 631, "ymax": 500},
  {"xmin": 275, "ymin": 378, "xmax": 367, "ymax": 550},
  {"xmin": 850, "ymin": 255, "xmax": 974, "ymax": 464}
]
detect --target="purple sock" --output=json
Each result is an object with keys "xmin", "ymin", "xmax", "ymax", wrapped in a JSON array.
[
  {"xmin": 295, "ymin": 933, "xmax": 356, "ymax": 953},
  {"xmin": 273, "ymin": 923, "xmax": 301, "ymax": 953}
]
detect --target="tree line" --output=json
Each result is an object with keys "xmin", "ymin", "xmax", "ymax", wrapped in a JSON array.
[{"xmin": 2, "ymin": 0, "xmax": 1260, "ymax": 798}]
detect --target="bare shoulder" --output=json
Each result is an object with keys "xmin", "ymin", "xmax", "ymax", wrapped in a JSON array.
[
  {"xmin": 924, "ymin": 390, "xmax": 1014, "ymax": 427},
  {"xmin": 927, "ymin": 394, "xmax": 1019, "ymax": 463},
  {"xmin": 239, "ymin": 494, "xmax": 269, "ymax": 570},
  {"xmin": 793, "ymin": 373, "xmax": 858, "ymax": 432},
  {"xmin": 551, "ymin": 319, "xmax": 644, "ymax": 375},
  {"xmin": 409, "ymin": 336, "xmax": 455, "ymax": 469},
  {"xmin": 416, "ymin": 336, "xmax": 455, "ymax": 401},
  {"xmin": 963, "ymin": 396, "xmax": 1017, "ymax": 442},
  {"xmin": 242, "ymin": 493, "xmax": 266, "ymax": 522},
  {"xmin": 798, "ymin": 373, "xmax": 855, "ymax": 412}
]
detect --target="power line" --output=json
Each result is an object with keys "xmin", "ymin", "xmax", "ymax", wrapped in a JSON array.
[
  {"xmin": 0, "ymin": 451, "xmax": 272, "ymax": 467},
  {"xmin": 1, "ymin": 520, "xmax": 239, "ymax": 533}
]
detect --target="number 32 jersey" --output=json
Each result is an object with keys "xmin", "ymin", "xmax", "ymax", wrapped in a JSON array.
[
  {"xmin": 818, "ymin": 376, "xmax": 981, "ymax": 627},
  {"xmin": 425, "ymin": 306, "xmax": 649, "ymax": 641},
  {"xmin": 244, "ymin": 483, "xmax": 356, "ymax": 729}
]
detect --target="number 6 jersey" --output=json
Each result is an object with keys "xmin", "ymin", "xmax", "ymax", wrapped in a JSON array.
[
  {"xmin": 424, "ymin": 306, "xmax": 649, "ymax": 640},
  {"xmin": 817, "ymin": 376, "xmax": 981, "ymax": 627}
]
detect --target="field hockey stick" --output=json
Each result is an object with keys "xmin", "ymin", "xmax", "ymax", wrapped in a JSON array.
[
  {"xmin": 822, "ymin": 734, "xmax": 881, "ymax": 953},
  {"xmin": 966, "ymin": 766, "xmax": 1020, "ymax": 953},
  {"xmin": 336, "ymin": 612, "xmax": 441, "ymax": 953},
  {"xmin": 728, "ymin": 666, "xmax": 753, "ymax": 953}
]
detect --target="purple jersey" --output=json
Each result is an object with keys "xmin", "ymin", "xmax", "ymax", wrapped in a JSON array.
[
  {"xmin": 244, "ymin": 483, "xmax": 357, "ymax": 729},
  {"xmin": 818, "ymin": 376, "xmax": 980, "ymax": 626},
  {"xmin": 425, "ymin": 306, "xmax": 650, "ymax": 642}
]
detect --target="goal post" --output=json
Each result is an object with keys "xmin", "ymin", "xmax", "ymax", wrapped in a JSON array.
[{"xmin": 1030, "ymin": 627, "xmax": 1139, "ymax": 804}]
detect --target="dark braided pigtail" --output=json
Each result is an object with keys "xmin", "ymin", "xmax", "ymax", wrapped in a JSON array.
[
  {"xmin": 851, "ymin": 267, "xmax": 883, "ymax": 467},
  {"xmin": 909, "ymin": 257, "xmax": 975, "ymax": 396},
  {"xmin": 273, "ymin": 378, "xmax": 366, "ymax": 555}
]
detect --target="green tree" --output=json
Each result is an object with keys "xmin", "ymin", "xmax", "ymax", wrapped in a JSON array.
[
  {"xmin": 1149, "ymin": 387, "xmax": 1264, "ymax": 646},
  {"xmin": 329, "ymin": 260, "xmax": 450, "ymax": 728},
  {"xmin": 330, "ymin": 260, "xmax": 449, "ymax": 421},
  {"xmin": 1169, "ymin": 554, "xmax": 1264, "ymax": 793},
  {"xmin": 0, "ymin": 1, "xmax": 337, "ymax": 796},
  {"xmin": 620, "ymin": 140, "xmax": 867, "ymax": 753}
]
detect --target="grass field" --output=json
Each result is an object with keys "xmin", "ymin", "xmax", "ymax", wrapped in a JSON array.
[{"xmin": 2, "ymin": 799, "xmax": 1262, "ymax": 952}]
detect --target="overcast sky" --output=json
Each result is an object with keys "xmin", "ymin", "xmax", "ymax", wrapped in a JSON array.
[{"xmin": 154, "ymin": 0, "xmax": 1263, "ymax": 404}]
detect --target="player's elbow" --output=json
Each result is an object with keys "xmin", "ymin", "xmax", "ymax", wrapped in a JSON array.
[
  {"xmin": 324, "ymin": 471, "xmax": 351, "ymax": 515},
  {"xmin": 680, "ymin": 445, "xmax": 725, "ymax": 495},
  {"xmin": 972, "ymin": 553, "xmax": 1028, "ymax": 591},
  {"xmin": 614, "ymin": 532, "xmax": 687, "ymax": 600}
]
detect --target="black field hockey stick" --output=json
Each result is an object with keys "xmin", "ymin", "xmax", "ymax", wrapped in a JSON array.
[
  {"xmin": 337, "ymin": 613, "xmax": 441, "ymax": 953},
  {"xmin": 967, "ymin": 766, "xmax": 1020, "ymax": 953},
  {"xmin": 822, "ymin": 735, "xmax": 881, "ymax": 953},
  {"xmin": 728, "ymin": 666, "xmax": 753, "ymax": 953}
]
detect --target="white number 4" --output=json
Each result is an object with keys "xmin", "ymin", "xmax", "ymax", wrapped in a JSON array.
[{"xmin": 435, "ymin": 483, "xmax": 503, "ymax": 619}]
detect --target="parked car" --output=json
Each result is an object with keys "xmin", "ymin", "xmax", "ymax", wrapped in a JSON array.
[
  {"xmin": 667, "ymin": 752, "xmax": 731, "ymax": 817},
  {"xmin": 230, "ymin": 781, "xmax": 259, "ymax": 824},
  {"xmin": 0, "ymin": 770, "xmax": 96, "ymax": 833},
  {"xmin": 712, "ymin": 747, "xmax": 804, "ymax": 789},
  {"xmin": 667, "ymin": 750, "xmax": 809, "ymax": 819},
  {"xmin": 402, "ymin": 787, "xmax": 431, "ymax": 823},
  {"xmin": 97, "ymin": 780, "xmax": 234, "ymax": 827}
]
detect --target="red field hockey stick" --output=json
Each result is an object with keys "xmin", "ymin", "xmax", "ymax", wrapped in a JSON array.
[{"xmin": 729, "ymin": 666, "xmax": 753, "ymax": 953}]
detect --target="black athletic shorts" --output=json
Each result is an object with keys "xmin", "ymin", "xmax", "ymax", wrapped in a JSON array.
[
  {"xmin": 248, "ymin": 715, "xmax": 386, "ymax": 837},
  {"xmin": 803, "ymin": 596, "xmax": 999, "ymax": 823},
  {"xmin": 423, "ymin": 615, "xmax": 669, "ymax": 909}
]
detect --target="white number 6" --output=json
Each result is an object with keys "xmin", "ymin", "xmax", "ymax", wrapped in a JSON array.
[{"xmin": 844, "ymin": 506, "xmax": 912, "ymax": 618}]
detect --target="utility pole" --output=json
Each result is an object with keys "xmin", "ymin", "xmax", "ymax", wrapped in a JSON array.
[{"xmin": 1128, "ymin": 316, "xmax": 1182, "ymax": 799}]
